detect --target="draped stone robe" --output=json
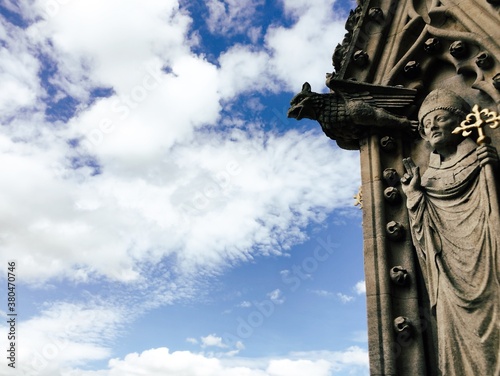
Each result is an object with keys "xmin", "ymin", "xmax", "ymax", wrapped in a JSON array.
[{"xmin": 406, "ymin": 138, "xmax": 499, "ymax": 375}]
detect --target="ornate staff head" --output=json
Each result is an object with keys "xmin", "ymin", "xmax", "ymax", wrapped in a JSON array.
[{"xmin": 452, "ymin": 104, "xmax": 500, "ymax": 145}]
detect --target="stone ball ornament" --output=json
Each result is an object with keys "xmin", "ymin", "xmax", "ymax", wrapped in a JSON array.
[
  {"xmin": 424, "ymin": 37, "xmax": 441, "ymax": 53},
  {"xmin": 390, "ymin": 266, "xmax": 409, "ymax": 286},
  {"xmin": 393, "ymin": 316, "xmax": 413, "ymax": 337},
  {"xmin": 383, "ymin": 168, "xmax": 400, "ymax": 186},
  {"xmin": 380, "ymin": 136, "xmax": 397, "ymax": 152},
  {"xmin": 386, "ymin": 221, "xmax": 405, "ymax": 241},
  {"xmin": 449, "ymin": 40, "xmax": 468, "ymax": 58},
  {"xmin": 384, "ymin": 187, "xmax": 401, "ymax": 204},
  {"xmin": 476, "ymin": 52, "xmax": 494, "ymax": 69},
  {"xmin": 368, "ymin": 7, "xmax": 384, "ymax": 22},
  {"xmin": 493, "ymin": 73, "xmax": 500, "ymax": 90},
  {"xmin": 403, "ymin": 61, "xmax": 421, "ymax": 78},
  {"xmin": 353, "ymin": 50, "xmax": 369, "ymax": 67}
]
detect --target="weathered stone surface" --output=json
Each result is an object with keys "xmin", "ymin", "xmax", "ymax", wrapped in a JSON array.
[
  {"xmin": 289, "ymin": 0, "xmax": 500, "ymax": 374},
  {"xmin": 287, "ymin": 80, "xmax": 417, "ymax": 150},
  {"xmin": 402, "ymin": 89, "xmax": 500, "ymax": 375}
]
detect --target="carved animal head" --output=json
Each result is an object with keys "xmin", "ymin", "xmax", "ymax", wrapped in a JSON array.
[
  {"xmin": 287, "ymin": 82, "xmax": 359, "ymax": 149},
  {"xmin": 287, "ymin": 82, "xmax": 322, "ymax": 121}
]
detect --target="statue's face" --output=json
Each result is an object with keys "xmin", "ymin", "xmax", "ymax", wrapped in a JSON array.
[{"xmin": 421, "ymin": 109, "xmax": 462, "ymax": 148}]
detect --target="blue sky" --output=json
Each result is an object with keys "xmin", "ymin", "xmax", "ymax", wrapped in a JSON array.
[{"xmin": 0, "ymin": 1, "xmax": 367, "ymax": 375}]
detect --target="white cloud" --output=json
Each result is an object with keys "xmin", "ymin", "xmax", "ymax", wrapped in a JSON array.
[
  {"xmin": 30, "ymin": 0, "xmax": 193, "ymax": 98},
  {"xmin": 218, "ymin": 46, "xmax": 277, "ymax": 98},
  {"xmin": 0, "ymin": 19, "xmax": 42, "ymax": 121},
  {"xmin": 0, "ymin": 302, "xmax": 123, "ymax": 375},
  {"xmin": 205, "ymin": 0, "xmax": 264, "ymax": 39},
  {"xmin": 214, "ymin": 0, "xmax": 347, "ymax": 96},
  {"xmin": 280, "ymin": 270, "xmax": 289, "ymax": 277},
  {"xmin": 239, "ymin": 301, "xmax": 252, "ymax": 308},
  {"xmin": 265, "ymin": 0, "xmax": 347, "ymax": 91},
  {"xmin": 201, "ymin": 334, "xmax": 228, "ymax": 348},
  {"xmin": 266, "ymin": 359, "xmax": 331, "ymax": 376},
  {"xmin": 311, "ymin": 290, "xmax": 356, "ymax": 303},
  {"xmin": 177, "ymin": 334, "xmax": 245, "ymax": 357},
  {"xmin": 186, "ymin": 337, "xmax": 199, "ymax": 345},
  {"xmin": 337, "ymin": 293, "xmax": 354, "ymax": 304},
  {"xmin": 0, "ymin": 0, "xmax": 360, "ymax": 320},
  {"xmin": 290, "ymin": 347, "xmax": 369, "ymax": 374},
  {"xmin": 267, "ymin": 289, "xmax": 285, "ymax": 305},
  {"xmin": 0, "ymin": 127, "xmax": 360, "ymax": 284},
  {"xmin": 354, "ymin": 280, "xmax": 366, "ymax": 295},
  {"xmin": 63, "ymin": 346, "xmax": 369, "ymax": 376}
]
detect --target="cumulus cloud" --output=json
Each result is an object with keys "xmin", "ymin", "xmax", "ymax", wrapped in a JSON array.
[
  {"xmin": 289, "ymin": 347, "xmax": 369, "ymax": 374},
  {"xmin": 30, "ymin": 0, "xmax": 193, "ymax": 98},
  {"xmin": 201, "ymin": 334, "xmax": 228, "ymax": 348},
  {"xmin": 214, "ymin": 0, "xmax": 347, "ymax": 95},
  {"xmin": 62, "ymin": 346, "xmax": 368, "ymax": 376},
  {"xmin": 266, "ymin": 0, "xmax": 347, "ymax": 91},
  {"xmin": 354, "ymin": 280, "xmax": 366, "ymax": 295}
]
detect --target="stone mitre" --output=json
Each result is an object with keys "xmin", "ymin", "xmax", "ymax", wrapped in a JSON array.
[{"xmin": 418, "ymin": 89, "xmax": 471, "ymax": 124}]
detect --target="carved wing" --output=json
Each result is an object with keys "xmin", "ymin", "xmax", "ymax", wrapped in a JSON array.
[{"xmin": 328, "ymin": 78, "xmax": 417, "ymax": 109}]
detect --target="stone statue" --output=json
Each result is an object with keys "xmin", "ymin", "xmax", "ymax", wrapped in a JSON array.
[
  {"xmin": 401, "ymin": 89, "xmax": 500, "ymax": 375},
  {"xmin": 287, "ymin": 79, "xmax": 417, "ymax": 150}
]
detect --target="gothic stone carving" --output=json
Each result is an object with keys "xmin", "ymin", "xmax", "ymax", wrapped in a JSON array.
[
  {"xmin": 288, "ymin": 0, "xmax": 500, "ymax": 374},
  {"xmin": 287, "ymin": 80, "xmax": 417, "ymax": 150},
  {"xmin": 401, "ymin": 89, "xmax": 500, "ymax": 375}
]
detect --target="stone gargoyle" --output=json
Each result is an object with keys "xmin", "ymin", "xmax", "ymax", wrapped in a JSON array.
[{"xmin": 287, "ymin": 79, "xmax": 418, "ymax": 150}]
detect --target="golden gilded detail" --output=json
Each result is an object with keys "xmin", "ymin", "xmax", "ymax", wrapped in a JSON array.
[
  {"xmin": 452, "ymin": 104, "xmax": 500, "ymax": 145},
  {"xmin": 353, "ymin": 186, "xmax": 363, "ymax": 209}
]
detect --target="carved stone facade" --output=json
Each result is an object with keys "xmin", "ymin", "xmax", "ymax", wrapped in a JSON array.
[{"xmin": 289, "ymin": 1, "xmax": 500, "ymax": 374}]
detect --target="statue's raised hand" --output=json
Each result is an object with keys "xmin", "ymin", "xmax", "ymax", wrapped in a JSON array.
[{"xmin": 401, "ymin": 157, "xmax": 421, "ymax": 194}]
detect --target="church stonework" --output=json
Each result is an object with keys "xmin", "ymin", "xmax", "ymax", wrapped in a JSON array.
[{"xmin": 289, "ymin": 1, "xmax": 500, "ymax": 375}]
